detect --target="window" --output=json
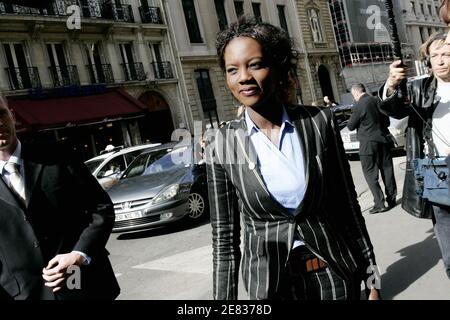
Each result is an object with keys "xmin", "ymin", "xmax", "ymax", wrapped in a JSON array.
[
  {"xmin": 419, "ymin": 27, "xmax": 426, "ymax": 43},
  {"xmin": 420, "ymin": 3, "xmax": 424, "ymax": 15},
  {"xmin": 195, "ymin": 69, "xmax": 217, "ymax": 112},
  {"xmin": 277, "ymin": 5, "xmax": 289, "ymax": 35},
  {"xmin": 410, "ymin": 1, "xmax": 416, "ymax": 15},
  {"xmin": 97, "ymin": 155, "xmax": 126, "ymax": 178},
  {"xmin": 195, "ymin": 69, "xmax": 219, "ymax": 125},
  {"xmin": 252, "ymin": 2, "xmax": 262, "ymax": 22},
  {"xmin": 149, "ymin": 43, "xmax": 173, "ymax": 79},
  {"xmin": 234, "ymin": 1, "xmax": 244, "ymax": 18},
  {"xmin": 427, "ymin": 4, "xmax": 432, "ymax": 16},
  {"xmin": 214, "ymin": 0, "xmax": 228, "ymax": 31},
  {"xmin": 47, "ymin": 43, "xmax": 76, "ymax": 86},
  {"xmin": 308, "ymin": 9, "xmax": 323, "ymax": 42},
  {"xmin": 85, "ymin": 43, "xmax": 112, "ymax": 84},
  {"xmin": 3, "ymin": 43, "xmax": 38, "ymax": 90},
  {"xmin": 119, "ymin": 43, "xmax": 145, "ymax": 81},
  {"xmin": 181, "ymin": 0, "xmax": 203, "ymax": 43}
]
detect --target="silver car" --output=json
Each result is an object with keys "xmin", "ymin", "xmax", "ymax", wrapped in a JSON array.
[
  {"xmin": 340, "ymin": 117, "xmax": 408, "ymax": 154},
  {"xmin": 107, "ymin": 142, "xmax": 208, "ymax": 233}
]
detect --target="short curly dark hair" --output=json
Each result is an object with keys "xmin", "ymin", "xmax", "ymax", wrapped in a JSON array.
[{"xmin": 216, "ymin": 17, "xmax": 297, "ymax": 96}]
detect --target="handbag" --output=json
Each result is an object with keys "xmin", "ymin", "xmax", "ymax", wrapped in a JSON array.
[{"xmin": 413, "ymin": 157, "xmax": 450, "ymax": 207}]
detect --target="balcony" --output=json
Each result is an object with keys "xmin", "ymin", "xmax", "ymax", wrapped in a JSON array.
[
  {"xmin": 139, "ymin": 6, "xmax": 163, "ymax": 24},
  {"xmin": 121, "ymin": 62, "xmax": 146, "ymax": 81},
  {"xmin": 48, "ymin": 65, "xmax": 80, "ymax": 87},
  {"xmin": 80, "ymin": 0, "xmax": 102, "ymax": 18},
  {"xmin": 5, "ymin": 67, "xmax": 41, "ymax": 90},
  {"xmin": 151, "ymin": 61, "xmax": 173, "ymax": 79},
  {"xmin": 86, "ymin": 63, "xmax": 114, "ymax": 84},
  {"xmin": 101, "ymin": 0, "xmax": 134, "ymax": 22}
]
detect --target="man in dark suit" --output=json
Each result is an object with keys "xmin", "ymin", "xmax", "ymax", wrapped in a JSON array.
[
  {"xmin": 0, "ymin": 96, "xmax": 120, "ymax": 300},
  {"xmin": 347, "ymin": 83, "xmax": 397, "ymax": 214}
]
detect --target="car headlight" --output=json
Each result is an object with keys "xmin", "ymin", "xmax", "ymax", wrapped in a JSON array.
[{"xmin": 152, "ymin": 184, "xmax": 179, "ymax": 205}]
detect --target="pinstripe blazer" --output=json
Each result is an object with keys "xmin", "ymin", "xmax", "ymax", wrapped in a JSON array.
[{"xmin": 206, "ymin": 104, "xmax": 377, "ymax": 300}]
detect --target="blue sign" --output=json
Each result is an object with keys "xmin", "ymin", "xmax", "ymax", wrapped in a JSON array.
[{"xmin": 28, "ymin": 84, "xmax": 107, "ymax": 100}]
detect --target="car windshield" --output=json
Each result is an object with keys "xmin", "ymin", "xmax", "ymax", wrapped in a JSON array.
[
  {"xmin": 121, "ymin": 146, "xmax": 192, "ymax": 179},
  {"xmin": 85, "ymin": 159, "xmax": 104, "ymax": 173}
]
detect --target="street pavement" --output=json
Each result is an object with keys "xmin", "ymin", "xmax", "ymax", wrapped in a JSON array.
[
  {"xmin": 349, "ymin": 155, "xmax": 449, "ymax": 300},
  {"xmin": 107, "ymin": 155, "xmax": 449, "ymax": 300}
]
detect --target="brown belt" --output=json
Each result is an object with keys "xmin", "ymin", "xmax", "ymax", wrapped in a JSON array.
[
  {"xmin": 305, "ymin": 257, "xmax": 327, "ymax": 273},
  {"xmin": 290, "ymin": 246, "xmax": 327, "ymax": 273}
]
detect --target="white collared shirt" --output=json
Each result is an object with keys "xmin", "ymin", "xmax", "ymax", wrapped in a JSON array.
[{"xmin": 0, "ymin": 140, "xmax": 24, "ymax": 187}]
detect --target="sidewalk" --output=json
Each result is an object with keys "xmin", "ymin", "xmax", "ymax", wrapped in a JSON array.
[{"xmin": 353, "ymin": 156, "xmax": 449, "ymax": 299}]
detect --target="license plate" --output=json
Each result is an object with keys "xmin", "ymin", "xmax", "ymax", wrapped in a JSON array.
[
  {"xmin": 115, "ymin": 211, "xmax": 143, "ymax": 222},
  {"xmin": 345, "ymin": 142, "xmax": 359, "ymax": 150}
]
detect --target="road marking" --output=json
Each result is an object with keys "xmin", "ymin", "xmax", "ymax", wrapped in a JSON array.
[{"xmin": 132, "ymin": 245, "xmax": 213, "ymax": 275}]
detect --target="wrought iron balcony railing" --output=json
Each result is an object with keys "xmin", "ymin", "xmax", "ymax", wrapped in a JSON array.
[
  {"xmin": 0, "ymin": 0, "xmax": 102, "ymax": 18},
  {"xmin": 121, "ymin": 62, "xmax": 146, "ymax": 81},
  {"xmin": 48, "ymin": 65, "xmax": 80, "ymax": 87},
  {"xmin": 80, "ymin": 0, "xmax": 102, "ymax": 18},
  {"xmin": 101, "ymin": 0, "xmax": 134, "ymax": 22},
  {"xmin": 5, "ymin": 67, "xmax": 41, "ymax": 90},
  {"xmin": 151, "ymin": 61, "xmax": 173, "ymax": 79},
  {"xmin": 86, "ymin": 63, "xmax": 114, "ymax": 84},
  {"xmin": 139, "ymin": 6, "xmax": 163, "ymax": 24}
]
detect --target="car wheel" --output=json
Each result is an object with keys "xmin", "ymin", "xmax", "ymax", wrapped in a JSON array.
[{"xmin": 187, "ymin": 192, "xmax": 206, "ymax": 219}]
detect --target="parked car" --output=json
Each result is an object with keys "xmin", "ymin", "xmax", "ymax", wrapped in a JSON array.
[
  {"xmin": 331, "ymin": 104, "xmax": 354, "ymax": 129},
  {"xmin": 85, "ymin": 143, "xmax": 160, "ymax": 190},
  {"xmin": 107, "ymin": 142, "xmax": 208, "ymax": 233},
  {"xmin": 340, "ymin": 117, "xmax": 408, "ymax": 154}
]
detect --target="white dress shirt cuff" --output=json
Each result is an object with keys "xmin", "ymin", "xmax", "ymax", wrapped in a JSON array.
[
  {"xmin": 382, "ymin": 83, "xmax": 397, "ymax": 100},
  {"xmin": 72, "ymin": 250, "xmax": 91, "ymax": 265}
]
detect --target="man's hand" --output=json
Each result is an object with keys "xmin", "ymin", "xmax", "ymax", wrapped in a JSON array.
[
  {"xmin": 386, "ymin": 60, "xmax": 408, "ymax": 95},
  {"xmin": 42, "ymin": 252, "xmax": 85, "ymax": 292}
]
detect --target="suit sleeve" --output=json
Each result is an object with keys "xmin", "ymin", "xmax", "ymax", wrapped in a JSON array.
[
  {"xmin": 64, "ymin": 148, "xmax": 115, "ymax": 258},
  {"xmin": 206, "ymin": 134, "xmax": 241, "ymax": 300},
  {"xmin": 346, "ymin": 102, "xmax": 361, "ymax": 131},
  {"xmin": 377, "ymin": 82, "xmax": 412, "ymax": 119},
  {"xmin": 326, "ymin": 110, "xmax": 377, "ymax": 274}
]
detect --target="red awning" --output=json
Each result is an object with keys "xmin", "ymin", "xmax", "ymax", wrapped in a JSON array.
[{"xmin": 8, "ymin": 89, "xmax": 148, "ymax": 131}]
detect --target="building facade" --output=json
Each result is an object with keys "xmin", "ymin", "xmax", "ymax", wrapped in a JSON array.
[
  {"xmin": 165, "ymin": 0, "xmax": 316, "ymax": 129},
  {"xmin": 0, "ymin": 0, "xmax": 184, "ymax": 159},
  {"xmin": 293, "ymin": 0, "xmax": 346, "ymax": 105},
  {"xmin": 398, "ymin": 0, "xmax": 447, "ymax": 75},
  {"xmin": 328, "ymin": 0, "xmax": 417, "ymax": 101}
]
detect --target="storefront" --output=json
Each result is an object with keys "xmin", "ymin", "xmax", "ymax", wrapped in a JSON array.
[{"xmin": 8, "ymin": 87, "xmax": 151, "ymax": 160}]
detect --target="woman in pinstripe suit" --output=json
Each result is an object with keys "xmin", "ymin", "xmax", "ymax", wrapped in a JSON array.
[{"xmin": 206, "ymin": 18, "xmax": 381, "ymax": 300}]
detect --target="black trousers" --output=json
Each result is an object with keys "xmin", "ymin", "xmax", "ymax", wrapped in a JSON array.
[{"xmin": 359, "ymin": 141, "xmax": 397, "ymax": 208}]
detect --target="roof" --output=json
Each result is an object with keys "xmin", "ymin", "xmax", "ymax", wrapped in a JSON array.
[{"xmin": 85, "ymin": 143, "xmax": 161, "ymax": 163}]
